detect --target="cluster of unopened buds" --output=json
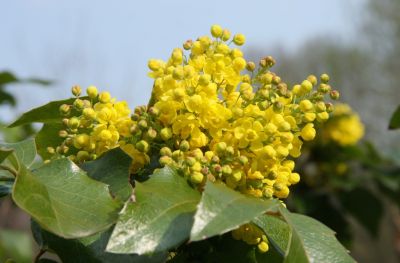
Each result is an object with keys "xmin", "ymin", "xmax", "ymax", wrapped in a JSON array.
[{"xmin": 49, "ymin": 25, "xmax": 340, "ymax": 253}]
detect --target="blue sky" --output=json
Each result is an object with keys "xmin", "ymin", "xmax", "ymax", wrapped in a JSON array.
[{"xmin": 0, "ymin": 0, "xmax": 365, "ymax": 122}]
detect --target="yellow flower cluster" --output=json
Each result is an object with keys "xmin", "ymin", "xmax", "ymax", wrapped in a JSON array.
[
  {"xmin": 144, "ymin": 25, "xmax": 338, "ymax": 199},
  {"xmin": 321, "ymin": 103, "xmax": 364, "ymax": 146},
  {"xmin": 232, "ymin": 223, "xmax": 269, "ymax": 253},
  {"xmin": 49, "ymin": 85, "xmax": 134, "ymax": 163}
]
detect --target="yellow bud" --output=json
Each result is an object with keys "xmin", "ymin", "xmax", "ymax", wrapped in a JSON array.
[
  {"xmin": 86, "ymin": 86, "xmax": 98, "ymax": 99},
  {"xmin": 232, "ymin": 57, "xmax": 246, "ymax": 71},
  {"xmin": 198, "ymin": 74, "xmax": 211, "ymax": 86},
  {"xmin": 221, "ymin": 29, "xmax": 231, "ymax": 41},
  {"xmin": 191, "ymin": 171, "xmax": 204, "ymax": 184},
  {"xmin": 160, "ymin": 147, "xmax": 172, "ymax": 157},
  {"xmin": 98, "ymin": 92, "xmax": 111, "ymax": 103},
  {"xmin": 211, "ymin": 24, "xmax": 223, "ymax": 38},
  {"xmin": 68, "ymin": 117, "xmax": 80, "ymax": 129},
  {"xmin": 83, "ymin": 108, "xmax": 96, "ymax": 119},
  {"xmin": 258, "ymin": 241, "xmax": 269, "ymax": 253},
  {"xmin": 317, "ymin": 111, "xmax": 329, "ymax": 122},
  {"xmin": 307, "ymin": 75, "xmax": 317, "ymax": 86},
  {"xmin": 148, "ymin": 59, "xmax": 161, "ymax": 71},
  {"xmin": 74, "ymin": 134, "xmax": 90, "ymax": 149},
  {"xmin": 299, "ymin": 100, "xmax": 314, "ymax": 112},
  {"xmin": 320, "ymin": 73, "xmax": 330, "ymax": 83},
  {"xmin": 160, "ymin": 128, "xmax": 172, "ymax": 141},
  {"xmin": 77, "ymin": 150, "xmax": 90, "ymax": 162},
  {"xmin": 289, "ymin": 172, "xmax": 300, "ymax": 184},
  {"xmin": 99, "ymin": 129, "xmax": 112, "ymax": 141},
  {"xmin": 301, "ymin": 123, "xmax": 316, "ymax": 141},
  {"xmin": 303, "ymin": 112, "xmax": 316, "ymax": 122},
  {"xmin": 233, "ymin": 33, "xmax": 246, "ymax": 46},
  {"xmin": 301, "ymin": 80, "xmax": 313, "ymax": 93},
  {"xmin": 136, "ymin": 140, "xmax": 149, "ymax": 153}
]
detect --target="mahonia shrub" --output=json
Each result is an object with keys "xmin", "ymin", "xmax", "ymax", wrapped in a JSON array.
[{"xmin": 44, "ymin": 25, "xmax": 341, "ymax": 253}]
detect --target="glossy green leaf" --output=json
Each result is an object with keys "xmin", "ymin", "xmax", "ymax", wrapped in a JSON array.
[
  {"xmin": 106, "ymin": 167, "xmax": 201, "ymax": 255},
  {"xmin": 280, "ymin": 208, "xmax": 355, "ymax": 263},
  {"xmin": 0, "ymin": 89, "xmax": 16, "ymax": 106},
  {"xmin": 340, "ymin": 188, "xmax": 383, "ymax": 237},
  {"xmin": 9, "ymin": 98, "xmax": 78, "ymax": 127},
  {"xmin": 12, "ymin": 158, "xmax": 121, "ymax": 239},
  {"xmin": 190, "ymin": 181, "xmax": 279, "ymax": 242},
  {"xmin": 389, "ymin": 105, "xmax": 400, "ymax": 129},
  {"xmin": 81, "ymin": 148, "xmax": 133, "ymax": 201},
  {"xmin": 35, "ymin": 123, "xmax": 65, "ymax": 160},
  {"xmin": 0, "ymin": 138, "xmax": 37, "ymax": 169},
  {"xmin": 253, "ymin": 214, "xmax": 290, "ymax": 256},
  {"xmin": 31, "ymin": 221, "xmax": 167, "ymax": 263}
]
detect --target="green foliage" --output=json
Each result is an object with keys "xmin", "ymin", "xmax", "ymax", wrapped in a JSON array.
[
  {"xmin": 12, "ymin": 158, "xmax": 122, "ymax": 238},
  {"xmin": 0, "ymin": 229, "xmax": 33, "ymax": 263},
  {"xmin": 9, "ymin": 98, "xmax": 78, "ymax": 127},
  {"xmin": 190, "ymin": 181, "xmax": 279, "ymax": 241},
  {"xmin": 389, "ymin": 105, "xmax": 400, "ymax": 129},
  {"xmin": 106, "ymin": 167, "xmax": 201, "ymax": 255}
]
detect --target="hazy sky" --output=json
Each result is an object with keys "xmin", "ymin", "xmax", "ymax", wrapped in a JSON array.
[{"xmin": 0, "ymin": 0, "xmax": 365, "ymax": 122}]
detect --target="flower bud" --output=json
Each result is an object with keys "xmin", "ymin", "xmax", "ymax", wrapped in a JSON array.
[
  {"xmin": 159, "ymin": 156, "xmax": 173, "ymax": 166},
  {"xmin": 210, "ymin": 24, "xmax": 223, "ymax": 38},
  {"xmin": 77, "ymin": 150, "xmax": 90, "ymax": 162},
  {"xmin": 160, "ymin": 127, "xmax": 172, "ymax": 141},
  {"xmin": 246, "ymin": 61, "xmax": 256, "ymax": 71},
  {"xmin": 320, "ymin": 73, "xmax": 330, "ymax": 83},
  {"xmin": 146, "ymin": 128, "xmax": 157, "ymax": 139},
  {"xmin": 73, "ymin": 99, "xmax": 84, "ymax": 109},
  {"xmin": 330, "ymin": 90, "xmax": 340, "ymax": 100},
  {"xmin": 98, "ymin": 91, "xmax": 111, "ymax": 103},
  {"xmin": 221, "ymin": 29, "xmax": 231, "ymax": 41},
  {"xmin": 47, "ymin": 147, "xmax": 55, "ymax": 154},
  {"xmin": 160, "ymin": 147, "xmax": 172, "ymax": 157},
  {"xmin": 86, "ymin": 86, "xmax": 98, "ymax": 98},
  {"xmin": 68, "ymin": 117, "xmax": 80, "ymax": 129},
  {"xmin": 307, "ymin": 75, "xmax": 317, "ymax": 86},
  {"xmin": 183, "ymin": 39, "xmax": 193, "ymax": 50},
  {"xmin": 301, "ymin": 80, "xmax": 313, "ymax": 93},
  {"xmin": 59, "ymin": 104, "xmax": 71, "ymax": 116},
  {"xmin": 190, "ymin": 171, "xmax": 204, "ymax": 184},
  {"xmin": 83, "ymin": 108, "xmax": 96, "ymax": 119},
  {"xmin": 138, "ymin": 119, "xmax": 148, "ymax": 130},
  {"xmin": 222, "ymin": 165, "xmax": 232, "ymax": 175},
  {"xmin": 71, "ymin": 85, "xmax": 82, "ymax": 96},
  {"xmin": 215, "ymin": 142, "xmax": 227, "ymax": 154},
  {"xmin": 238, "ymin": 155, "xmax": 248, "ymax": 165},
  {"xmin": 233, "ymin": 33, "xmax": 246, "ymax": 46},
  {"xmin": 136, "ymin": 140, "xmax": 149, "ymax": 153},
  {"xmin": 179, "ymin": 140, "xmax": 190, "ymax": 152}
]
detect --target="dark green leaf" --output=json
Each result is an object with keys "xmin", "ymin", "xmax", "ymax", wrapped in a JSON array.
[
  {"xmin": 0, "ymin": 148, "xmax": 13, "ymax": 163},
  {"xmin": 35, "ymin": 123, "xmax": 65, "ymax": 160},
  {"xmin": 31, "ymin": 220, "xmax": 167, "ymax": 263},
  {"xmin": 23, "ymin": 78, "xmax": 52, "ymax": 86},
  {"xmin": 0, "ymin": 138, "xmax": 36, "ymax": 169},
  {"xmin": 0, "ymin": 89, "xmax": 16, "ymax": 106},
  {"xmin": 253, "ymin": 214, "xmax": 290, "ymax": 256},
  {"xmin": 106, "ymin": 167, "xmax": 201, "ymax": 255},
  {"xmin": 389, "ymin": 105, "xmax": 400, "ymax": 129},
  {"xmin": 0, "ymin": 71, "xmax": 18, "ymax": 85},
  {"xmin": 9, "ymin": 98, "xmax": 78, "ymax": 127},
  {"xmin": 280, "ymin": 208, "xmax": 355, "ymax": 263},
  {"xmin": 190, "ymin": 181, "xmax": 279, "ymax": 242},
  {"xmin": 340, "ymin": 188, "xmax": 383, "ymax": 237},
  {"xmin": 81, "ymin": 148, "xmax": 133, "ymax": 201},
  {"xmin": 13, "ymin": 158, "xmax": 121, "ymax": 238}
]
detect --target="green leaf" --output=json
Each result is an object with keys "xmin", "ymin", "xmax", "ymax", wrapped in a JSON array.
[
  {"xmin": 0, "ymin": 89, "xmax": 16, "ymax": 106},
  {"xmin": 35, "ymin": 123, "xmax": 65, "ymax": 160},
  {"xmin": 81, "ymin": 148, "xmax": 133, "ymax": 201},
  {"xmin": 389, "ymin": 105, "xmax": 400, "ymax": 129},
  {"xmin": 340, "ymin": 188, "xmax": 383, "ymax": 237},
  {"xmin": 0, "ymin": 138, "xmax": 37, "ymax": 168},
  {"xmin": 106, "ymin": 167, "xmax": 201, "ymax": 255},
  {"xmin": 31, "ymin": 221, "xmax": 167, "ymax": 263},
  {"xmin": 23, "ymin": 78, "xmax": 52, "ymax": 86},
  {"xmin": 190, "ymin": 181, "xmax": 279, "ymax": 242},
  {"xmin": 0, "ymin": 229, "xmax": 32, "ymax": 263},
  {"xmin": 12, "ymin": 158, "xmax": 121, "ymax": 239},
  {"xmin": 253, "ymin": 214, "xmax": 290, "ymax": 256},
  {"xmin": 0, "ymin": 148, "xmax": 13, "ymax": 163},
  {"xmin": 280, "ymin": 208, "xmax": 355, "ymax": 263},
  {"xmin": 0, "ymin": 71, "xmax": 18, "ymax": 85},
  {"xmin": 9, "ymin": 98, "xmax": 78, "ymax": 127}
]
